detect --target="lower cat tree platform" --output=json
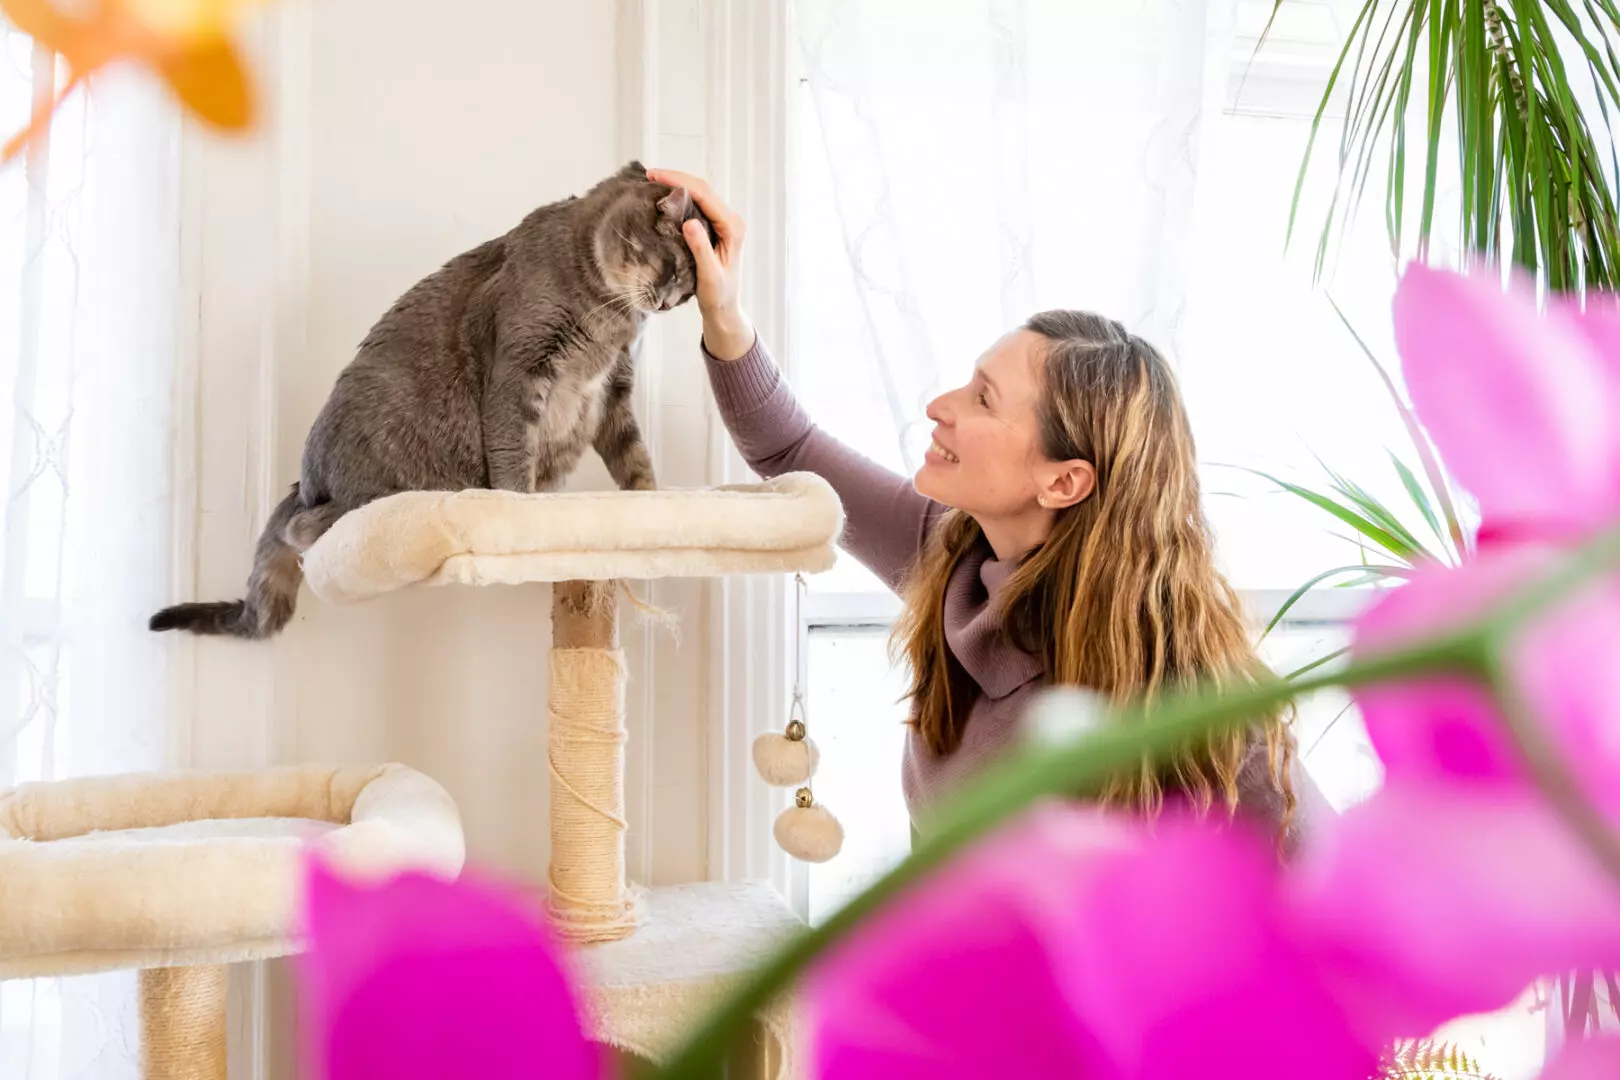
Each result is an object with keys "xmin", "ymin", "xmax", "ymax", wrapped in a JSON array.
[
  {"xmin": 300, "ymin": 472, "xmax": 845, "ymax": 1075},
  {"xmin": 0, "ymin": 764, "xmax": 467, "ymax": 1078}
]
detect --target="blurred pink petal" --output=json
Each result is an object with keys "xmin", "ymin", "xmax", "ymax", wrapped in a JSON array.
[
  {"xmin": 810, "ymin": 806, "xmax": 1377, "ymax": 1080},
  {"xmin": 1293, "ymin": 784, "xmax": 1620, "ymax": 1038},
  {"xmin": 1352, "ymin": 551, "xmax": 1620, "ymax": 819},
  {"xmin": 1540, "ymin": 1036, "xmax": 1620, "ymax": 1079},
  {"xmin": 297, "ymin": 858, "xmax": 598, "ymax": 1080},
  {"xmin": 1393, "ymin": 265, "xmax": 1620, "ymax": 538}
]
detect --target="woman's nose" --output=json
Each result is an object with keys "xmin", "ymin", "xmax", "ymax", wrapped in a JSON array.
[{"xmin": 925, "ymin": 394, "xmax": 950, "ymax": 424}]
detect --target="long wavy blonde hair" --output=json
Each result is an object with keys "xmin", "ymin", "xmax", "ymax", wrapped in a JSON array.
[{"xmin": 892, "ymin": 310, "xmax": 1295, "ymax": 827}]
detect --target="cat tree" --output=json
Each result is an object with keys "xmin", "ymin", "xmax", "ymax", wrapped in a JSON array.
[{"xmin": 299, "ymin": 472, "xmax": 844, "ymax": 1074}]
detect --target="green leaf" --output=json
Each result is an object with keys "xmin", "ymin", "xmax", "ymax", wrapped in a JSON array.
[
  {"xmin": 1240, "ymin": 466, "xmax": 1424, "ymax": 562},
  {"xmin": 1304, "ymin": 699, "xmax": 1356, "ymax": 759},
  {"xmin": 1307, "ymin": 448, "xmax": 1437, "ymax": 562},
  {"xmin": 1392, "ymin": 451, "xmax": 1446, "ymax": 545},
  {"xmin": 1290, "ymin": 645, "xmax": 1351, "ymax": 682},
  {"xmin": 1385, "ymin": 1, "xmax": 1430, "ymax": 264},
  {"xmin": 1334, "ymin": 566, "xmax": 1415, "ymax": 587},
  {"xmin": 1283, "ymin": 0, "xmax": 1620, "ymax": 292},
  {"xmin": 1326, "ymin": 297, "xmax": 1471, "ymax": 558},
  {"xmin": 1418, "ymin": 0, "xmax": 1455, "ymax": 257},
  {"xmin": 1261, "ymin": 565, "xmax": 1387, "ymax": 641},
  {"xmin": 1319, "ymin": 461, "xmax": 1436, "ymax": 562},
  {"xmin": 1348, "ymin": 3, "xmax": 1423, "ymax": 232},
  {"xmin": 1286, "ymin": 0, "xmax": 1381, "ymax": 253}
]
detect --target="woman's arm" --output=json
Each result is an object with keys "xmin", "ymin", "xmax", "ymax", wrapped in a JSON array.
[
  {"xmin": 705, "ymin": 332, "xmax": 941, "ymax": 591},
  {"xmin": 647, "ymin": 166, "xmax": 941, "ymax": 591}
]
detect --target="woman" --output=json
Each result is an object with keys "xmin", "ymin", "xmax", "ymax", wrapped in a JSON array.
[{"xmin": 650, "ymin": 169, "xmax": 1321, "ymax": 852}]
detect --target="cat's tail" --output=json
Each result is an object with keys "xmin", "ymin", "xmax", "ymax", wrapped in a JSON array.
[{"xmin": 150, "ymin": 486, "xmax": 339, "ymax": 640}]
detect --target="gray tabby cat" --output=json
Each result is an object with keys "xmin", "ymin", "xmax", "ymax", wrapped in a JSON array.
[{"xmin": 151, "ymin": 161, "xmax": 713, "ymax": 640}]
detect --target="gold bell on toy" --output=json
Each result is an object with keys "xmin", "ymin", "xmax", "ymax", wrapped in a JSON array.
[
  {"xmin": 751, "ymin": 710, "xmax": 820, "ymax": 787},
  {"xmin": 773, "ymin": 785, "xmax": 843, "ymax": 864}
]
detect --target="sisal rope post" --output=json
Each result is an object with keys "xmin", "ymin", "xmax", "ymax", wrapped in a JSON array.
[
  {"xmin": 139, "ymin": 964, "xmax": 227, "ymax": 1080},
  {"xmin": 547, "ymin": 579, "xmax": 636, "ymax": 943}
]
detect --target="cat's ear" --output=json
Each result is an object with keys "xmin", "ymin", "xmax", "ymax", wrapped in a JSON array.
[
  {"xmin": 656, "ymin": 185, "xmax": 692, "ymax": 221},
  {"xmin": 616, "ymin": 160, "xmax": 648, "ymax": 182}
]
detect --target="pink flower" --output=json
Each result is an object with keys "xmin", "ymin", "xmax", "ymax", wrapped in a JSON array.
[
  {"xmin": 1292, "ymin": 265, "xmax": 1620, "ymax": 1034},
  {"xmin": 296, "ymin": 858, "xmax": 602, "ymax": 1080},
  {"xmin": 1350, "ymin": 545, "xmax": 1620, "ymax": 813},
  {"xmin": 809, "ymin": 806, "xmax": 1378, "ymax": 1080},
  {"xmin": 1392, "ymin": 266, "xmax": 1620, "ymax": 546},
  {"xmin": 1298, "ymin": 553, "xmax": 1620, "ymax": 1032},
  {"xmin": 1540, "ymin": 1036, "xmax": 1620, "ymax": 1079},
  {"xmin": 1293, "ymin": 783, "xmax": 1620, "ymax": 1037}
]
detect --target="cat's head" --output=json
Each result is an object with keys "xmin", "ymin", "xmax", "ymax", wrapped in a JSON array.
[{"xmin": 591, "ymin": 161, "xmax": 718, "ymax": 313}]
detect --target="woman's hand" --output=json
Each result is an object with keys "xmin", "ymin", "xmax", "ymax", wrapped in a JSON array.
[{"xmin": 647, "ymin": 167, "xmax": 756, "ymax": 361}]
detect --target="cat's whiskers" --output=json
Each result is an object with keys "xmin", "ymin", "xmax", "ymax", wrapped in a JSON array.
[
  {"xmin": 582, "ymin": 284, "xmax": 638, "ymax": 320},
  {"xmin": 579, "ymin": 285, "xmax": 644, "ymax": 334}
]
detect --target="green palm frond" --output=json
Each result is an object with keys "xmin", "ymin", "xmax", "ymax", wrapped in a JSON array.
[
  {"xmin": 1272, "ymin": 0, "xmax": 1620, "ymax": 294},
  {"xmin": 1264, "ymin": 564, "xmax": 1414, "ymax": 643},
  {"xmin": 1377, "ymin": 1037, "xmax": 1503, "ymax": 1079},
  {"xmin": 1238, "ymin": 466, "xmax": 1434, "ymax": 564},
  {"xmin": 1326, "ymin": 298, "xmax": 1470, "ymax": 562}
]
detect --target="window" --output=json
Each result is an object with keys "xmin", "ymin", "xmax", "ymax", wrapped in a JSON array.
[{"xmin": 782, "ymin": 1, "xmax": 1539, "ymax": 1069}]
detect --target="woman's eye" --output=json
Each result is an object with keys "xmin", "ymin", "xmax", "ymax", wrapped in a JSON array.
[{"xmin": 977, "ymin": 391, "xmax": 989, "ymax": 408}]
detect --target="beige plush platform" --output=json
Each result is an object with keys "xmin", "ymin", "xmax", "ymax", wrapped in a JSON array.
[
  {"xmin": 578, "ymin": 880, "xmax": 805, "ymax": 1076},
  {"xmin": 0, "ymin": 763, "xmax": 464, "ymax": 979},
  {"xmin": 301, "ymin": 472, "xmax": 844, "ymax": 604}
]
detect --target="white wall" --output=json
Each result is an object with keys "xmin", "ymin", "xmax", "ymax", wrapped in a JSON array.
[
  {"xmin": 172, "ymin": 1, "xmax": 792, "ymax": 1073},
  {"xmin": 180, "ymin": 0, "xmax": 717, "ymax": 881},
  {"xmin": 284, "ymin": 0, "xmax": 643, "ymax": 887}
]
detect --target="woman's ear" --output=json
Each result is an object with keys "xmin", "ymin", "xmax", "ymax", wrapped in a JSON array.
[{"xmin": 1041, "ymin": 459, "xmax": 1096, "ymax": 510}]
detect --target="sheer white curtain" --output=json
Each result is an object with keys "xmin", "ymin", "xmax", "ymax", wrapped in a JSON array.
[
  {"xmin": 789, "ymin": 0, "xmax": 1234, "ymax": 595},
  {"xmin": 787, "ymin": 0, "xmax": 1241, "ymax": 912},
  {"xmin": 2, "ymin": 28, "xmax": 180, "ymax": 1080}
]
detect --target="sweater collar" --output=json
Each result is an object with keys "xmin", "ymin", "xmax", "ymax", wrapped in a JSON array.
[{"xmin": 942, "ymin": 543, "xmax": 1044, "ymax": 700}]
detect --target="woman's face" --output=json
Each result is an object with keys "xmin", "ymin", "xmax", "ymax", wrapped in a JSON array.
[{"xmin": 914, "ymin": 330, "xmax": 1092, "ymax": 527}]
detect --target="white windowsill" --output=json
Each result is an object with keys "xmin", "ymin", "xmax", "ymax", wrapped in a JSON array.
[{"xmin": 805, "ymin": 583, "xmax": 1377, "ymax": 630}]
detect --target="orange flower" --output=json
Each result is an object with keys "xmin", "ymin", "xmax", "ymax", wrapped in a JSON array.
[{"xmin": 1, "ymin": 0, "xmax": 262, "ymax": 162}]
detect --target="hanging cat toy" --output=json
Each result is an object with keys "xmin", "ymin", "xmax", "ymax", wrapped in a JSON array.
[{"xmin": 751, "ymin": 573, "xmax": 843, "ymax": 863}]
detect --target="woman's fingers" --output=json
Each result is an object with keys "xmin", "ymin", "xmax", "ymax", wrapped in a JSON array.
[
  {"xmin": 682, "ymin": 218, "xmax": 725, "ymax": 282},
  {"xmin": 647, "ymin": 167, "xmax": 702, "ymax": 191},
  {"xmin": 647, "ymin": 167, "xmax": 745, "ymax": 253}
]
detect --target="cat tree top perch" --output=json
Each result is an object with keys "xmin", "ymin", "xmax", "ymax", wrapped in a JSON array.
[
  {"xmin": 298, "ymin": 471, "xmax": 845, "ymax": 1074},
  {"xmin": 302, "ymin": 472, "xmax": 842, "ymax": 600}
]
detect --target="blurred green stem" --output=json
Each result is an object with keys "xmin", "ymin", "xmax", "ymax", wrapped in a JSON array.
[{"xmin": 645, "ymin": 527, "xmax": 1620, "ymax": 1079}]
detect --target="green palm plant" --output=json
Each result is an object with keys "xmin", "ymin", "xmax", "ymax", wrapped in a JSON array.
[
  {"xmin": 1259, "ymin": 0, "xmax": 1620, "ymax": 1062},
  {"xmin": 1273, "ymin": 0, "xmax": 1620, "ymax": 291}
]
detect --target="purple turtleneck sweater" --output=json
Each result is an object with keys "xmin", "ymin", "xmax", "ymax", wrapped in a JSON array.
[{"xmin": 705, "ymin": 336, "xmax": 1317, "ymax": 844}]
